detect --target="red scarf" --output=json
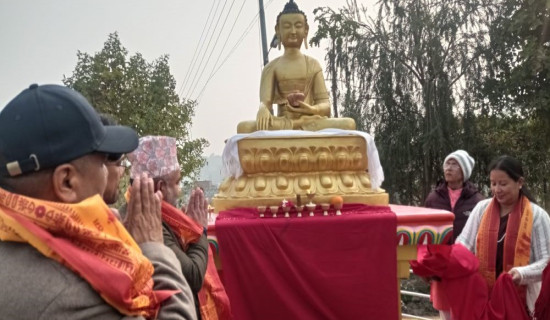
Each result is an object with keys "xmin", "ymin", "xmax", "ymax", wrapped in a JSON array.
[
  {"xmin": 476, "ymin": 196, "xmax": 532, "ymax": 297},
  {"xmin": 161, "ymin": 202, "xmax": 233, "ymax": 320}
]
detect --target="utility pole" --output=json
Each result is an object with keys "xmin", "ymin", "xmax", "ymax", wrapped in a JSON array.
[{"xmin": 258, "ymin": 0, "xmax": 269, "ymax": 66}]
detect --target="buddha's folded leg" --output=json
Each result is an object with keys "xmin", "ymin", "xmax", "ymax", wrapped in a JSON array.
[
  {"xmin": 237, "ymin": 120, "xmax": 258, "ymax": 134},
  {"xmin": 271, "ymin": 117, "xmax": 293, "ymax": 130},
  {"xmin": 237, "ymin": 117, "xmax": 293, "ymax": 133},
  {"xmin": 300, "ymin": 117, "xmax": 357, "ymax": 131}
]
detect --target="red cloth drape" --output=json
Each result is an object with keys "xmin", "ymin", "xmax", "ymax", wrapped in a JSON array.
[
  {"xmin": 411, "ymin": 244, "xmax": 529, "ymax": 320},
  {"xmin": 535, "ymin": 263, "xmax": 550, "ymax": 319},
  {"xmin": 215, "ymin": 203, "xmax": 398, "ymax": 320},
  {"xmin": 161, "ymin": 202, "xmax": 233, "ymax": 320}
]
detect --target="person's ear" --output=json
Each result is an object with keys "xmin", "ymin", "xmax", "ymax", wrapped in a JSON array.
[
  {"xmin": 156, "ymin": 179, "xmax": 166, "ymax": 194},
  {"xmin": 518, "ymin": 177, "xmax": 524, "ymax": 189},
  {"xmin": 51, "ymin": 164, "xmax": 80, "ymax": 203}
]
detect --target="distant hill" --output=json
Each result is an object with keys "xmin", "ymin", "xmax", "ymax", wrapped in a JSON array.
[{"xmin": 198, "ymin": 154, "xmax": 224, "ymax": 185}]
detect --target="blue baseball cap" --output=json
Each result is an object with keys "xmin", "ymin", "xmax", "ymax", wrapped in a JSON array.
[{"xmin": 0, "ymin": 84, "xmax": 138, "ymax": 177}]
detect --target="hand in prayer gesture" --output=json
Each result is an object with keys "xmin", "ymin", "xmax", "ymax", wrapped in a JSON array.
[
  {"xmin": 124, "ymin": 172, "xmax": 164, "ymax": 243},
  {"xmin": 185, "ymin": 187, "xmax": 208, "ymax": 228}
]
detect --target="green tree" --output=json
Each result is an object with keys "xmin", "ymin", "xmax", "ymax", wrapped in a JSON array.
[
  {"xmin": 480, "ymin": 0, "xmax": 550, "ymax": 208},
  {"xmin": 312, "ymin": 1, "xmax": 494, "ymax": 204},
  {"xmin": 63, "ymin": 33, "xmax": 208, "ymax": 180},
  {"xmin": 482, "ymin": 0, "xmax": 550, "ymax": 119}
]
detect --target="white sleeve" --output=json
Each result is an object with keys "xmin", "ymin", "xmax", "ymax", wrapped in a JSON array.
[
  {"xmin": 456, "ymin": 199, "xmax": 490, "ymax": 253},
  {"xmin": 512, "ymin": 204, "xmax": 550, "ymax": 285}
]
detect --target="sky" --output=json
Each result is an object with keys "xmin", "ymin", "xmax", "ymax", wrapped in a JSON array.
[{"xmin": 0, "ymin": 0, "xmax": 372, "ymax": 156}]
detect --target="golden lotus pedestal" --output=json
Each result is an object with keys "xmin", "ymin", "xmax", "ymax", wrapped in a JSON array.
[{"xmin": 212, "ymin": 134, "xmax": 389, "ymax": 212}]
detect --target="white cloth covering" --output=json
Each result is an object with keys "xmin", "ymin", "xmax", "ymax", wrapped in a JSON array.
[{"xmin": 221, "ymin": 129, "xmax": 385, "ymax": 191}]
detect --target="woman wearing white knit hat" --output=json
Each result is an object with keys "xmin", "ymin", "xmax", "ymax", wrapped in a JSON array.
[
  {"xmin": 425, "ymin": 149, "xmax": 484, "ymax": 240},
  {"xmin": 424, "ymin": 149, "xmax": 485, "ymax": 320}
]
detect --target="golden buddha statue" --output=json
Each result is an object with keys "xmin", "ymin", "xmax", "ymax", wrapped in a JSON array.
[
  {"xmin": 214, "ymin": 0, "xmax": 388, "ymax": 212},
  {"xmin": 237, "ymin": 0, "xmax": 356, "ymax": 133}
]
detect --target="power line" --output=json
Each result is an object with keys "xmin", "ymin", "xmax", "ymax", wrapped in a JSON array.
[
  {"xmin": 187, "ymin": 0, "xmax": 237, "ymax": 99},
  {"xmin": 194, "ymin": 0, "xmax": 247, "ymax": 100},
  {"xmin": 179, "ymin": 0, "xmax": 221, "ymax": 97},
  {"xmin": 184, "ymin": 0, "xmax": 231, "ymax": 99},
  {"xmin": 195, "ymin": 0, "xmax": 276, "ymax": 102}
]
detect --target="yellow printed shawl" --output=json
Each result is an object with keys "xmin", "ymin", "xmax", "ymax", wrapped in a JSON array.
[{"xmin": 0, "ymin": 188, "xmax": 175, "ymax": 318}]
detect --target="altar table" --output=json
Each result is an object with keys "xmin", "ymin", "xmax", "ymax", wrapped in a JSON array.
[{"xmin": 207, "ymin": 204, "xmax": 453, "ymax": 320}]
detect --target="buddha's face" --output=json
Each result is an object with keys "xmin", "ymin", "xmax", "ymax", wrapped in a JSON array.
[{"xmin": 276, "ymin": 13, "xmax": 308, "ymax": 49}]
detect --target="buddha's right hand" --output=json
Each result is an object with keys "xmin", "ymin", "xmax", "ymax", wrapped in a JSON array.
[
  {"xmin": 124, "ymin": 172, "xmax": 164, "ymax": 244},
  {"xmin": 257, "ymin": 105, "xmax": 273, "ymax": 130}
]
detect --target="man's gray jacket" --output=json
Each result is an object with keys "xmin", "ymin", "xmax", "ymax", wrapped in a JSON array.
[{"xmin": 0, "ymin": 241, "xmax": 197, "ymax": 319}]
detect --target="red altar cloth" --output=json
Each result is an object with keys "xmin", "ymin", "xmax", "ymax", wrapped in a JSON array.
[
  {"xmin": 411, "ymin": 244, "xmax": 529, "ymax": 320},
  {"xmin": 215, "ymin": 204, "xmax": 398, "ymax": 320}
]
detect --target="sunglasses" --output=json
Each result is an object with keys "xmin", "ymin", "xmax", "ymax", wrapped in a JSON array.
[
  {"xmin": 105, "ymin": 153, "xmax": 129, "ymax": 168},
  {"xmin": 106, "ymin": 153, "xmax": 123, "ymax": 162}
]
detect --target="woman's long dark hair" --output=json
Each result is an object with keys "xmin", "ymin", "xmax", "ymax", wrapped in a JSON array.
[{"xmin": 488, "ymin": 155, "xmax": 537, "ymax": 203}]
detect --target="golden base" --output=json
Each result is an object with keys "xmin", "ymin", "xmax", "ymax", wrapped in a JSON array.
[
  {"xmin": 213, "ymin": 134, "xmax": 389, "ymax": 212},
  {"xmin": 213, "ymin": 188, "xmax": 388, "ymax": 212}
]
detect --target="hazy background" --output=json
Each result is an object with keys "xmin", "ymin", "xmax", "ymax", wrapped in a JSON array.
[{"xmin": 0, "ymin": 0, "xmax": 371, "ymax": 155}]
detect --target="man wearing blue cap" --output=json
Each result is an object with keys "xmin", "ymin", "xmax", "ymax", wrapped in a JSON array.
[{"xmin": 0, "ymin": 84, "xmax": 197, "ymax": 319}]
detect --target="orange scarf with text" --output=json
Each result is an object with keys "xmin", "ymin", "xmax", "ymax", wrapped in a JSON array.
[
  {"xmin": 161, "ymin": 201, "xmax": 233, "ymax": 320},
  {"xmin": 0, "ymin": 188, "xmax": 175, "ymax": 319},
  {"xmin": 476, "ymin": 195, "xmax": 532, "ymax": 291}
]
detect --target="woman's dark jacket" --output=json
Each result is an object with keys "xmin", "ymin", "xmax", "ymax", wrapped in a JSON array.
[{"xmin": 424, "ymin": 180, "xmax": 485, "ymax": 242}]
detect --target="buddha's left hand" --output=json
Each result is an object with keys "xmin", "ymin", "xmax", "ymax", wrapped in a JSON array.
[
  {"xmin": 287, "ymin": 92, "xmax": 305, "ymax": 107},
  {"xmin": 288, "ymin": 101, "xmax": 317, "ymax": 115}
]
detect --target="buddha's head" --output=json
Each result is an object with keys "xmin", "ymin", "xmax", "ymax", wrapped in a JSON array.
[{"xmin": 275, "ymin": 0, "xmax": 309, "ymax": 49}]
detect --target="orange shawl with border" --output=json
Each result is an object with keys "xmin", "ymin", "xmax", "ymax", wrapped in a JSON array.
[
  {"xmin": 161, "ymin": 201, "xmax": 233, "ymax": 320},
  {"xmin": 476, "ymin": 195, "xmax": 532, "ymax": 291},
  {"xmin": 0, "ymin": 188, "xmax": 175, "ymax": 318}
]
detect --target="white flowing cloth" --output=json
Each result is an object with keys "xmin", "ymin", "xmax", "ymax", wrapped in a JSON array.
[{"xmin": 221, "ymin": 129, "xmax": 385, "ymax": 191}]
